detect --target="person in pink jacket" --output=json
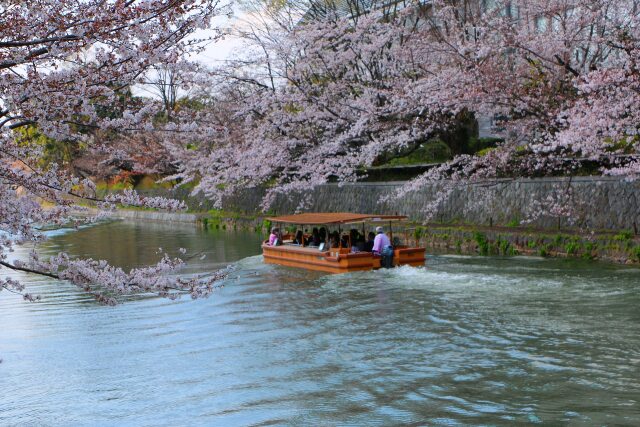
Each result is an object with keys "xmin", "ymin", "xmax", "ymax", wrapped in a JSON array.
[{"xmin": 268, "ymin": 227, "xmax": 280, "ymax": 246}]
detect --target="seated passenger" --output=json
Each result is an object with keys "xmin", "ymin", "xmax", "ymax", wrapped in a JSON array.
[
  {"xmin": 309, "ymin": 227, "xmax": 320, "ymax": 246},
  {"xmin": 349, "ymin": 229, "xmax": 360, "ymax": 245},
  {"xmin": 268, "ymin": 227, "xmax": 280, "ymax": 246},
  {"xmin": 354, "ymin": 236, "xmax": 367, "ymax": 252},
  {"xmin": 319, "ymin": 227, "xmax": 327, "ymax": 245},
  {"xmin": 364, "ymin": 231, "xmax": 375, "ymax": 252},
  {"xmin": 294, "ymin": 230, "xmax": 305, "ymax": 245},
  {"xmin": 329, "ymin": 231, "xmax": 340, "ymax": 248}
]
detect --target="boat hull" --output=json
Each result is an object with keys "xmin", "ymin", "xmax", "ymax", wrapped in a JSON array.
[{"xmin": 262, "ymin": 244, "xmax": 425, "ymax": 273}]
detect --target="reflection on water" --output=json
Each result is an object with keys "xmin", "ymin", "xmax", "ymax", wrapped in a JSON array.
[{"xmin": 1, "ymin": 220, "xmax": 639, "ymax": 425}]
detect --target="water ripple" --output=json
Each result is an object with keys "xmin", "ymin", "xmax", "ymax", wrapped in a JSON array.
[{"xmin": 1, "ymin": 222, "xmax": 640, "ymax": 425}]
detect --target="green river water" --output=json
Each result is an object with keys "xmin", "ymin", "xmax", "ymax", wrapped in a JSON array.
[{"xmin": 1, "ymin": 220, "xmax": 639, "ymax": 425}]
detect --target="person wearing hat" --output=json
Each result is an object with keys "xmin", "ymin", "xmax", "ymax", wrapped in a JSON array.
[{"xmin": 373, "ymin": 226, "xmax": 394, "ymax": 268}]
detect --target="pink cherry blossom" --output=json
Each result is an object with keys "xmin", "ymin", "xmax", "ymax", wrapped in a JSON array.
[
  {"xmin": 170, "ymin": 0, "xmax": 640, "ymax": 223},
  {"xmin": 0, "ymin": 0, "xmax": 231, "ymax": 303}
]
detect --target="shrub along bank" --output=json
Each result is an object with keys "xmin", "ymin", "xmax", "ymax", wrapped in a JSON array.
[{"xmin": 412, "ymin": 225, "xmax": 640, "ymax": 265}]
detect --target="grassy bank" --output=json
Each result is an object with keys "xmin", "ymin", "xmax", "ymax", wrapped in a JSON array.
[{"xmin": 412, "ymin": 225, "xmax": 640, "ymax": 265}]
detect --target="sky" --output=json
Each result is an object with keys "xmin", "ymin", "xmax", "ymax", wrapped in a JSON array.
[
  {"xmin": 134, "ymin": 4, "xmax": 251, "ymax": 98},
  {"xmin": 194, "ymin": 10, "xmax": 247, "ymax": 67}
]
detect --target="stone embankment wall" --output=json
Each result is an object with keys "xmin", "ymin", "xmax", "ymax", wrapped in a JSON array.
[
  {"xmin": 223, "ymin": 177, "xmax": 640, "ymax": 232},
  {"xmin": 100, "ymin": 209, "xmax": 202, "ymax": 223},
  {"xmin": 137, "ymin": 176, "xmax": 640, "ymax": 231}
]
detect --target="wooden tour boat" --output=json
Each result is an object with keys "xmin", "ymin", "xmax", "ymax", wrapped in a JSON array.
[{"xmin": 262, "ymin": 213, "xmax": 426, "ymax": 274}]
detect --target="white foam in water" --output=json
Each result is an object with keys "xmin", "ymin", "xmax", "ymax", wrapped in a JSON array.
[
  {"xmin": 377, "ymin": 263, "xmax": 567, "ymax": 297},
  {"xmin": 233, "ymin": 255, "xmax": 596, "ymax": 304},
  {"xmin": 438, "ymin": 254, "xmax": 478, "ymax": 260},
  {"xmin": 618, "ymin": 268, "xmax": 640, "ymax": 274},
  {"xmin": 427, "ymin": 314, "xmax": 456, "ymax": 324},
  {"xmin": 230, "ymin": 255, "xmax": 277, "ymax": 281},
  {"xmin": 234, "ymin": 255, "xmax": 265, "ymax": 269},
  {"xmin": 317, "ymin": 264, "xmax": 487, "ymax": 291},
  {"xmin": 511, "ymin": 255, "xmax": 548, "ymax": 261}
]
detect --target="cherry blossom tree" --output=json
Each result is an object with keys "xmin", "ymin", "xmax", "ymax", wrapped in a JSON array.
[
  {"xmin": 171, "ymin": 0, "xmax": 640, "ymax": 223},
  {"xmin": 0, "ymin": 0, "xmax": 232, "ymax": 303},
  {"xmin": 388, "ymin": 0, "xmax": 640, "ymax": 222},
  {"xmin": 171, "ymin": 0, "xmax": 458, "ymax": 208}
]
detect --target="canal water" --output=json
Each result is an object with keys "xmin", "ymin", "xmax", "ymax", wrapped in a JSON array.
[{"xmin": 1, "ymin": 221, "xmax": 639, "ymax": 425}]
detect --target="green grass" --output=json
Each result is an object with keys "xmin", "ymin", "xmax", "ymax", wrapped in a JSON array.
[
  {"xmin": 468, "ymin": 136, "xmax": 504, "ymax": 155},
  {"xmin": 506, "ymin": 217, "xmax": 521, "ymax": 227},
  {"xmin": 473, "ymin": 232, "xmax": 489, "ymax": 256},
  {"xmin": 385, "ymin": 139, "xmax": 452, "ymax": 166},
  {"xmin": 613, "ymin": 230, "xmax": 633, "ymax": 241},
  {"xmin": 565, "ymin": 241, "xmax": 580, "ymax": 255},
  {"xmin": 413, "ymin": 226, "xmax": 424, "ymax": 242},
  {"xmin": 498, "ymin": 237, "xmax": 512, "ymax": 255},
  {"xmin": 538, "ymin": 244, "xmax": 550, "ymax": 257}
]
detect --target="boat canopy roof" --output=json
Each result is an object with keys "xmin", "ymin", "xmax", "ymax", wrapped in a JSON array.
[{"xmin": 265, "ymin": 212, "xmax": 408, "ymax": 225}]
